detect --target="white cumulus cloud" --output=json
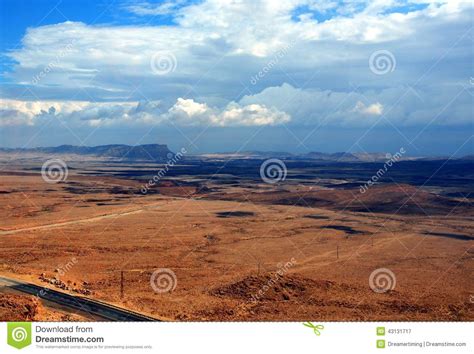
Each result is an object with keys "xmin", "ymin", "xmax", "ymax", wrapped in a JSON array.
[
  {"xmin": 353, "ymin": 101, "xmax": 384, "ymax": 116},
  {"xmin": 0, "ymin": 97, "xmax": 291, "ymax": 128}
]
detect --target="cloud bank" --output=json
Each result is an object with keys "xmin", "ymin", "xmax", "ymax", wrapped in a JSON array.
[
  {"xmin": 0, "ymin": 97, "xmax": 290, "ymax": 127},
  {"xmin": 0, "ymin": 0, "xmax": 472, "ymax": 144}
]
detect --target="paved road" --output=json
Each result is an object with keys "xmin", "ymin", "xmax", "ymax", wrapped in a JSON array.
[{"xmin": 0, "ymin": 276, "xmax": 158, "ymax": 321}]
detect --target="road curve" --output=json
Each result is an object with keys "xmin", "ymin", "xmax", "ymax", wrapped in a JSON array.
[{"xmin": 0, "ymin": 276, "xmax": 158, "ymax": 321}]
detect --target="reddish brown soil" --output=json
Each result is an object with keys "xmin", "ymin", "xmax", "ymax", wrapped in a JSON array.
[
  {"xmin": 0, "ymin": 293, "xmax": 87, "ymax": 321},
  {"xmin": 0, "ymin": 171, "xmax": 472, "ymax": 321},
  {"xmin": 216, "ymin": 184, "xmax": 472, "ymax": 216},
  {"xmin": 0, "ymin": 294, "xmax": 39, "ymax": 321}
]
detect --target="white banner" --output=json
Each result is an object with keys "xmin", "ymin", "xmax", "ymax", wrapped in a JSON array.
[{"xmin": 0, "ymin": 322, "xmax": 472, "ymax": 353}]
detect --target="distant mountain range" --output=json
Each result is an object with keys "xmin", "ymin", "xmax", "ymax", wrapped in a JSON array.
[
  {"xmin": 201, "ymin": 150, "xmax": 415, "ymax": 162},
  {"xmin": 201, "ymin": 150, "xmax": 474, "ymax": 162},
  {"xmin": 0, "ymin": 144, "xmax": 173, "ymax": 161},
  {"xmin": 304, "ymin": 151, "xmax": 390, "ymax": 162},
  {"xmin": 1, "ymin": 144, "xmax": 471, "ymax": 162}
]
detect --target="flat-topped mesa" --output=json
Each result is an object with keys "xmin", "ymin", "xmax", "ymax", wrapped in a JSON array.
[
  {"xmin": 0, "ymin": 144, "xmax": 174, "ymax": 162},
  {"xmin": 88, "ymin": 144, "xmax": 173, "ymax": 161}
]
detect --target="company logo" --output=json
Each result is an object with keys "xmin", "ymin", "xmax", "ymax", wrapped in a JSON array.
[{"xmin": 7, "ymin": 322, "xmax": 32, "ymax": 349}]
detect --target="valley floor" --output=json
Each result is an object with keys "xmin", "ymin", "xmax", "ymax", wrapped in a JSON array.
[{"xmin": 0, "ymin": 161, "xmax": 472, "ymax": 321}]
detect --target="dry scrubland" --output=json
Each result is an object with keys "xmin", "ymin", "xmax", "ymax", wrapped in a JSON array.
[{"xmin": 0, "ymin": 159, "xmax": 473, "ymax": 321}]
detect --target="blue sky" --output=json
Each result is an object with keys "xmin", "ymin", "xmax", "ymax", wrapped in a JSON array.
[
  {"xmin": 0, "ymin": 0, "xmax": 472, "ymax": 156},
  {"xmin": 0, "ymin": 0, "xmax": 189, "ymax": 75},
  {"xmin": 1, "ymin": 1, "xmax": 111, "ymax": 71}
]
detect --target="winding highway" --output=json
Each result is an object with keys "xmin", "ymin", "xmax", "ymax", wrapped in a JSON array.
[{"xmin": 0, "ymin": 276, "xmax": 158, "ymax": 321}]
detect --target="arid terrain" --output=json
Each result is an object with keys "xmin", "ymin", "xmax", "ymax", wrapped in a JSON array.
[{"xmin": 0, "ymin": 151, "xmax": 473, "ymax": 321}]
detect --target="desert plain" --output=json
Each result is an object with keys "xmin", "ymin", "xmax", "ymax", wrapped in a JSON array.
[{"xmin": 0, "ymin": 153, "xmax": 473, "ymax": 321}]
